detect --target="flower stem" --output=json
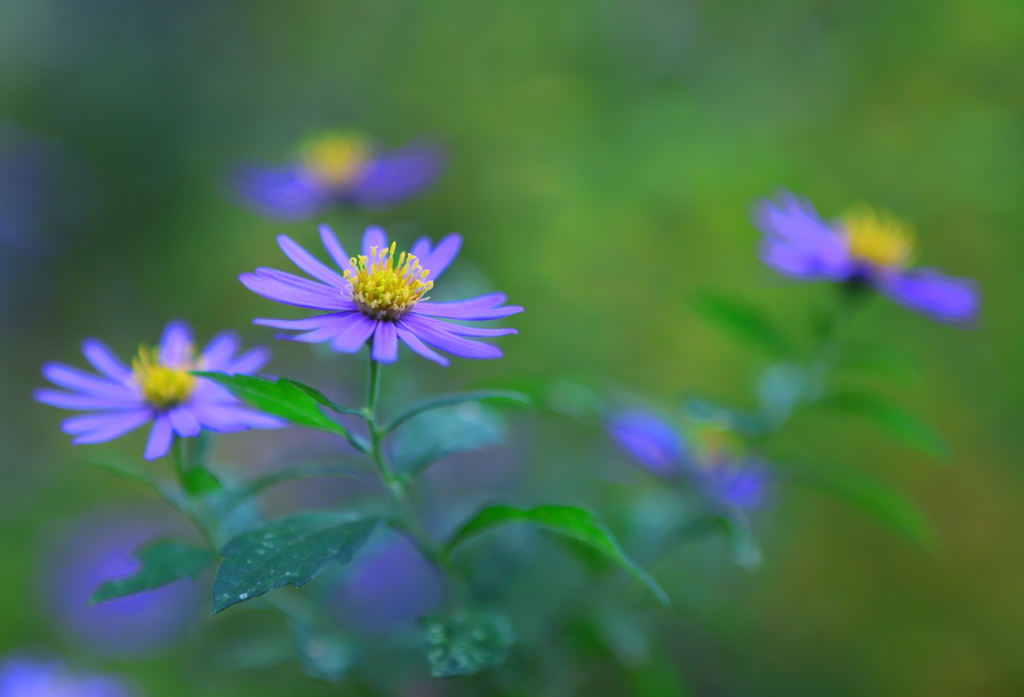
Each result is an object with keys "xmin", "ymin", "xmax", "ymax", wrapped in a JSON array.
[{"xmin": 166, "ymin": 436, "xmax": 217, "ymax": 550}]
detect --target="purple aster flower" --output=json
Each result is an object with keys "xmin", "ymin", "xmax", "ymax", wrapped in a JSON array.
[
  {"xmin": 0, "ymin": 655, "xmax": 138, "ymax": 697},
  {"xmin": 754, "ymin": 191, "xmax": 980, "ymax": 324},
  {"xmin": 606, "ymin": 409, "xmax": 688, "ymax": 479},
  {"xmin": 232, "ymin": 132, "xmax": 445, "ymax": 221},
  {"xmin": 39, "ymin": 511, "xmax": 203, "ymax": 657},
  {"xmin": 35, "ymin": 320, "xmax": 283, "ymax": 461},
  {"xmin": 240, "ymin": 225, "xmax": 522, "ymax": 366}
]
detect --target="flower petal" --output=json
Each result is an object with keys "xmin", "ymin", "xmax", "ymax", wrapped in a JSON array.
[
  {"xmin": 606, "ymin": 409, "xmax": 687, "ymax": 478},
  {"xmin": 347, "ymin": 143, "xmax": 445, "ymax": 208},
  {"xmin": 413, "ymin": 292, "xmax": 523, "ymax": 320},
  {"xmin": 399, "ymin": 316, "xmax": 502, "ymax": 359},
  {"xmin": 371, "ymin": 321, "xmax": 398, "ymax": 363},
  {"xmin": 199, "ymin": 331, "xmax": 239, "ymax": 371},
  {"xmin": 159, "ymin": 320, "xmax": 195, "ymax": 366},
  {"xmin": 144, "ymin": 415, "xmax": 174, "ymax": 460},
  {"xmin": 42, "ymin": 363, "xmax": 137, "ymax": 399},
  {"xmin": 240, "ymin": 269, "xmax": 348, "ymax": 310},
  {"xmin": 226, "ymin": 345, "xmax": 271, "ymax": 374},
  {"xmin": 277, "ymin": 234, "xmax": 348, "ymax": 289},
  {"xmin": 754, "ymin": 192, "xmax": 852, "ymax": 281},
  {"xmin": 409, "ymin": 233, "xmax": 462, "ymax": 281},
  {"xmin": 330, "ymin": 315, "xmax": 378, "ymax": 353},
  {"xmin": 396, "ymin": 327, "xmax": 449, "ymax": 367},
  {"xmin": 191, "ymin": 402, "xmax": 285, "ymax": 431},
  {"xmin": 168, "ymin": 406, "xmax": 202, "ymax": 437},
  {"xmin": 81, "ymin": 339, "xmax": 131, "ymax": 382},
  {"xmin": 319, "ymin": 223, "xmax": 356, "ymax": 275},
  {"xmin": 361, "ymin": 226, "xmax": 388, "ymax": 258},
  {"xmin": 232, "ymin": 163, "xmax": 328, "ymax": 222},
  {"xmin": 286, "ymin": 312, "xmax": 365, "ymax": 344},
  {"xmin": 65, "ymin": 409, "xmax": 152, "ymax": 445},
  {"xmin": 878, "ymin": 268, "xmax": 980, "ymax": 324},
  {"xmin": 35, "ymin": 389, "xmax": 139, "ymax": 411}
]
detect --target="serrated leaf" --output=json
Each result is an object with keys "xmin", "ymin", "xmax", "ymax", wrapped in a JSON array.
[
  {"xmin": 689, "ymin": 291, "xmax": 793, "ymax": 358},
  {"xmin": 444, "ymin": 505, "xmax": 670, "ymax": 607},
  {"xmin": 211, "ymin": 514, "xmax": 382, "ymax": 614},
  {"xmin": 390, "ymin": 403, "xmax": 506, "ymax": 477},
  {"xmin": 290, "ymin": 622, "xmax": 359, "ymax": 683},
  {"xmin": 91, "ymin": 540, "xmax": 214, "ymax": 604},
  {"xmin": 785, "ymin": 461, "xmax": 934, "ymax": 546},
  {"xmin": 384, "ymin": 390, "xmax": 530, "ymax": 433},
  {"xmin": 815, "ymin": 388, "xmax": 950, "ymax": 459},
  {"xmin": 194, "ymin": 372, "xmax": 366, "ymax": 451},
  {"xmin": 423, "ymin": 612, "xmax": 514, "ymax": 678}
]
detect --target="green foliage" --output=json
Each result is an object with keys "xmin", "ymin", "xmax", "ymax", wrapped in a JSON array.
[
  {"xmin": 91, "ymin": 540, "xmax": 215, "ymax": 604},
  {"xmin": 834, "ymin": 343, "xmax": 923, "ymax": 384},
  {"xmin": 390, "ymin": 403, "xmax": 506, "ymax": 477},
  {"xmin": 756, "ymin": 364, "xmax": 811, "ymax": 426},
  {"xmin": 445, "ymin": 505, "xmax": 670, "ymax": 607},
  {"xmin": 689, "ymin": 290, "xmax": 794, "ymax": 358},
  {"xmin": 181, "ymin": 465, "xmax": 223, "ymax": 496},
  {"xmin": 422, "ymin": 612, "xmax": 514, "ymax": 678},
  {"xmin": 211, "ymin": 514, "xmax": 382, "ymax": 614},
  {"xmin": 815, "ymin": 388, "xmax": 950, "ymax": 459},
  {"xmin": 279, "ymin": 377, "xmax": 368, "ymax": 419},
  {"xmin": 220, "ymin": 462, "xmax": 364, "ymax": 513},
  {"xmin": 785, "ymin": 461, "xmax": 934, "ymax": 546},
  {"xmin": 383, "ymin": 389, "xmax": 531, "ymax": 433},
  {"xmin": 82, "ymin": 455, "xmax": 159, "ymax": 490}
]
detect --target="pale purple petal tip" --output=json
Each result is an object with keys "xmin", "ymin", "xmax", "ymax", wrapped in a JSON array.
[{"xmin": 606, "ymin": 409, "xmax": 687, "ymax": 478}]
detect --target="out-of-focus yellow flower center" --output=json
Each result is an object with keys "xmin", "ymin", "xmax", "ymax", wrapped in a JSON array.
[
  {"xmin": 344, "ymin": 242, "xmax": 433, "ymax": 321},
  {"xmin": 300, "ymin": 133, "xmax": 370, "ymax": 187},
  {"xmin": 692, "ymin": 424, "xmax": 743, "ymax": 469},
  {"xmin": 131, "ymin": 346, "xmax": 197, "ymax": 408},
  {"xmin": 843, "ymin": 207, "xmax": 914, "ymax": 268}
]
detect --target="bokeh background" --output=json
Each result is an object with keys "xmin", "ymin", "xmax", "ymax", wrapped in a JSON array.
[{"xmin": 2, "ymin": 0, "xmax": 1023, "ymax": 695}]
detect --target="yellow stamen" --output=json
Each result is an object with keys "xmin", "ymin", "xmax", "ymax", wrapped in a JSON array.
[
  {"xmin": 344, "ymin": 241, "xmax": 433, "ymax": 320},
  {"xmin": 131, "ymin": 345, "xmax": 197, "ymax": 408},
  {"xmin": 843, "ymin": 206, "xmax": 914, "ymax": 268},
  {"xmin": 299, "ymin": 132, "xmax": 370, "ymax": 187}
]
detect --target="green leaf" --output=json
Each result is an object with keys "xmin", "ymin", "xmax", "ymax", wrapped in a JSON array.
[
  {"xmin": 815, "ymin": 388, "xmax": 950, "ymax": 459},
  {"xmin": 290, "ymin": 622, "xmax": 359, "ymax": 683},
  {"xmin": 193, "ymin": 372, "xmax": 367, "ymax": 451},
  {"xmin": 390, "ymin": 404, "xmax": 506, "ymax": 477},
  {"xmin": 383, "ymin": 390, "xmax": 531, "ymax": 433},
  {"xmin": 444, "ymin": 505, "xmax": 670, "ymax": 607},
  {"xmin": 211, "ymin": 513, "xmax": 382, "ymax": 614},
  {"xmin": 279, "ymin": 378, "xmax": 368, "ymax": 419},
  {"xmin": 181, "ymin": 466, "xmax": 223, "ymax": 496},
  {"xmin": 834, "ymin": 343, "xmax": 922, "ymax": 384},
  {"xmin": 689, "ymin": 291, "xmax": 793, "ymax": 358},
  {"xmin": 91, "ymin": 540, "xmax": 215, "ymax": 604},
  {"xmin": 423, "ymin": 612, "xmax": 514, "ymax": 678},
  {"xmin": 785, "ymin": 461, "xmax": 934, "ymax": 546}
]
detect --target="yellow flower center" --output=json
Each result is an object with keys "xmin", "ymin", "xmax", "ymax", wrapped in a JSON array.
[
  {"xmin": 299, "ymin": 133, "xmax": 370, "ymax": 187},
  {"xmin": 843, "ymin": 207, "xmax": 914, "ymax": 268},
  {"xmin": 344, "ymin": 242, "xmax": 433, "ymax": 320},
  {"xmin": 131, "ymin": 345, "xmax": 197, "ymax": 409}
]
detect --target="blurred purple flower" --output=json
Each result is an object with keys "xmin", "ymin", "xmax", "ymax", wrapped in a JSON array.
[
  {"xmin": 605, "ymin": 408, "xmax": 770, "ymax": 510},
  {"xmin": 232, "ymin": 132, "xmax": 445, "ymax": 221},
  {"xmin": 0, "ymin": 655, "xmax": 138, "ymax": 697},
  {"xmin": 35, "ymin": 320, "xmax": 283, "ymax": 460},
  {"xmin": 330, "ymin": 532, "xmax": 445, "ymax": 635},
  {"xmin": 754, "ymin": 191, "xmax": 979, "ymax": 324},
  {"xmin": 39, "ymin": 512, "xmax": 203, "ymax": 657},
  {"xmin": 241, "ymin": 224, "xmax": 522, "ymax": 366}
]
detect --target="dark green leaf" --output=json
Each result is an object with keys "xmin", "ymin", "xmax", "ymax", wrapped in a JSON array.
[
  {"xmin": 423, "ymin": 612, "xmax": 514, "ymax": 678},
  {"xmin": 785, "ymin": 461, "xmax": 934, "ymax": 546},
  {"xmin": 91, "ymin": 540, "xmax": 215, "ymax": 604},
  {"xmin": 444, "ymin": 505, "xmax": 670, "ymax": 607},
  {"xmin": 182, "ymin": 466, "xmax": 223, "ymax": 496},
  {"xmin": 193, "ymin": 372, "xmax": 367, "ymax": 451},
  {"xmin": 390, "ymin": 404, "xmax": 506, "ymax": 477},
  {"xmin": 815, "ymin": 388, "xmax": 950, "ymax": 459},
  {"xmin": 211, "ymin": 514, "xmax": 382, "ymax": 614},
  {"xmin": 383, "ymin": 390, "xmax": 531, "ymax": 433},
  {"xmin": 291, "ymin": 623, "xmax": 359, "ymax": 683},
  {"xmin": 279, "ymin": 378, "xmax": 367, "ymax": 419},
  {"xmin": 689, "ymin": 291, "xmax": 793, "ymax": 358}
]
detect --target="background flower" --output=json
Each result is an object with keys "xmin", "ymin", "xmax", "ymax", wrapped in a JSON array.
[{"xmin": 0, "ymin": 654, "xmax": 138, "ymax": 697}]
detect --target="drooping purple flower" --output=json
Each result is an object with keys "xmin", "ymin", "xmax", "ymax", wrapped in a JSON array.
[
  {"xmin": 754, "ymin": 191, "xmax": 980, "ymax": 324},
  {"xmin": 0, "ymin": 655, "xmax": 138, "ymax": 697},
  {"xmin": 232, "ymin": 132, "xmax": 445, "ymax": 221},
  {"xmin": 240, "ymin": 225, "xmax": 522, "ymax": 366},
  {"xmin": 35, "ymin": 320, "xmax": 283, "ymax": 460},
  {"xmin": 606, "ymin": 408, "xmax": 770, "ymax": 510}
]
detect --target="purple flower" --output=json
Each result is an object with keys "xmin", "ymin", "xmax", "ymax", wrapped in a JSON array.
[
  {"xmin": 754, "ymin": 192, "xmax": 980, "ymax": 324},
  {"xmin": 232, "ymin": 133, "xmax": 445, "ymax": 221},
  {"xmin": 240, "ymin": 225, "xmax": 522, "ymax": 366},
  {"xmin": 35, "ymin": 320, "xmax": 283, "ymax": 461},
  {"xmin": 0, "ymin": 656, "xmax": 138, "ymax": 697},
  {"xmin": 606, "ymin": 408, "xmax": 770, "ymax": 510}
]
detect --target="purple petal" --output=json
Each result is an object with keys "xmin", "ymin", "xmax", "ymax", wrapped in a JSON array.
[
  {"xmin": 702, "ymin": 459, "xmax": 771, "ymax": 509},
  {"xmin": 159, "ymin": 320, "xmax": 194, "ymax": 366},
  {"xmin": 82, "ymin": 339, "xmax": 131, "ymax": 382},
  {"xmin": 63, "ymin": 409, "xmax": 152, "ymax": 445},
  {"xmin": 877, "ymin": 268, "xmax": 980, "ymax": 324},
  {"xmin": 253, "ymin": 316, "xmax": 341, "ymax": 331},
  {"xmin": 347, "ymin": 143, "xmax": 445, "ymax": 208},
  {"xmin": 42, "ymin": 363, "xmax": 136, "ymax": 399},
  {"xmin": 413, "ymin": 292, "xmax": 523, "ymax": 320},
  {"xmin": 167, "ymin": 406, "xmax": 202, "ymax": 437},
  {"xmin": 409, "ymin": 233, "xmax": 462, "ymax": 281},
  {"xmin": 232, "ymin": 163, "xmax": 329, "ymax": 222},
  {"xmin": 396, "ymin": 327, "xmax": 449, "ymax": 367},
  {"xmin": 399, "ymin": 316, "xmax": 502, "ymax": 360},
  {"xmin": 371, "ymin": 321, "xmax": 399, "ymax": 363},
  {"xmin": 754, "ymin": 192, "xmax": 852, "ymax": 281},
  {"xmin": 35, "ymin": 389, "xmax": 139, "ymax": 410},
  {"xmin": 285, "ymin": 312, "xmax": 366, "ymax": 344},
  {"xmin": 330, "ymin": 314, "xmax": 378, "ymax": 353},
  {"xmin": 144, "ymin": 415, "xmax": 174, "ymax": 460},
  {"xmin": 226, "ymin": 345, "xmax": 271, "ymax": 374},
  {"xmin": 437, "ymin": 324, "xmax": 517, "ymax": 338},
  {"xmin": 199, "ymin": 331, "xmax": 239, "ymax": 371},
  {"xmin": 361, "ymin": 226, "xmax": 388, "ymax": 258},
  {"xmin": 191, "ymin": 402, "xmax": 285, "ymax": 431},
  {"xmin": 240, "ymin": 269, "xmax": 348, "ymax": 310},
  {"xmin": 319, "ymin": 223, "xmax": 356, "ymax": 275},
  {"xmin": 606, "ymin": 409, "xmax": 687, "ymax": 478},
  {"xmin": 277, "ymin": 234, "xmax": 348, "ymax": 289}
]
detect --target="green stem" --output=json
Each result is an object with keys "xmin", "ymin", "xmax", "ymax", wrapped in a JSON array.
[{"xmin": 166, "ymin": 436, "xmax": 217, "ymax": 550}]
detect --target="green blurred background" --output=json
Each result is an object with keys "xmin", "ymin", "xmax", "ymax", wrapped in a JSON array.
[{"xmin": 2, "ymin": 0, "xmax": 1024, "ymax": 695}]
